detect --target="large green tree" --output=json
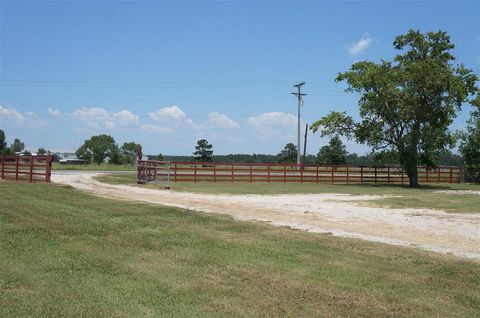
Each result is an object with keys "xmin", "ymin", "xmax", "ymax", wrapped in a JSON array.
[
  {"xmin": 277, "ymin": 143, "xmax": 298, "ymax": 164},
  {"xmin": 193, "ymin": 139, "xmax": 213, "ymax": 162},
  {"xmin": 311, "ymin": 30, "xmax": 479, "ymax": 187},
  {"xmin": 11, "ymin": 138, "xmax": 25, "ymax": 153},
  {"xmin": 0, "ymin": 129, "xmax": 6, "ymax": 151},
  {"xmin": 120, "ymin": 142, "xmax": 140, "ymax": 165},
  {"xmin": 76, "ymin": 134, "xmax": 117, "ymax": 165},
  {"xmin": 108, "ymin": 146, "xmax": 122, "ymax": 165},
  {"xmin": 316, "ymin": 137, "xmax": 348, "ymax": 165},
  {"xmin": 459, "ymin": 110, "xmax": 480, "ymax": 180}
]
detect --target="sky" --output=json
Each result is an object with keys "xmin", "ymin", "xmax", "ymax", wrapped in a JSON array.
[{"xmin": 1, "ymin": 0, "xmax": 479, "ymax": 156}]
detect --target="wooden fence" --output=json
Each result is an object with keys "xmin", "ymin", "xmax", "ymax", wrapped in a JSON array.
[
  {"xmin": 0, "ymin": 155, "xmax": 53, "ymax": 182},
  {"xmin": 160, "ymin": 162, "xmax": 461, "ymax": 184}
]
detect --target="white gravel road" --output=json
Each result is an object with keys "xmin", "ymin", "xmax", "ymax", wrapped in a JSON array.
[{"xmin": 53, "ymin": 172, "xmax": 480, "ymax": 260}]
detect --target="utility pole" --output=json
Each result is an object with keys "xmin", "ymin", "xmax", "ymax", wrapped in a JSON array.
[
  {"xmin": 303, "ymin": 123, "xmax": 308, "ymax": 166},
  {"xmin": 292, "ymin": 82, "xmax": 307, "ymax": 166}
]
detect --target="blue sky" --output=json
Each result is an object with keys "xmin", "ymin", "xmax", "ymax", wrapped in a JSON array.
[{"xmin": 1, "ymin": 0, "xmax": 479, "ymax": 155}]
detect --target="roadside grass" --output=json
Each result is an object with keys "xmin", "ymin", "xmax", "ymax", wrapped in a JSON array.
[
  {"xmin": 1, "ymin": 181, "xmax": 479, "ymax": 317},
  {"xmin": 95, "ymin": 173, "xmax": 480, "ymax": 213},
  {"xmin": 52, "ymin": 162, "xmax": 135, "ymax": 171}
]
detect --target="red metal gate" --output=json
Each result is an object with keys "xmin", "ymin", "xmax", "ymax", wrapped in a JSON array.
[{"xmin": 0, "ymin": 155, "xmax": 52, "ymax": 183}]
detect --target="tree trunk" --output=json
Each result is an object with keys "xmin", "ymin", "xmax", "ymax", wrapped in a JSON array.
[
  {"xmin": 407, "ymin": 140, "xmax": 420, "ymax": 188},
  {"xmin": 408, "ymin": 165, "xmax": 419, "ymax": 187}
]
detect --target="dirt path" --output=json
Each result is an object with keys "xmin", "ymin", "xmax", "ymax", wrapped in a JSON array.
[{"xmin": 53, "ymin": 172, "xmax": 480, "ymax": 260}]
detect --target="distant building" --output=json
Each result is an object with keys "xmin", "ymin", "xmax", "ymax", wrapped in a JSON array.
[
  {"xmin": 54, "ymin": 152, "xmax": 87, "ymax": 165},
  {"xmin": 59, "ymin": 158, "xmax": 87, "ymax": 165}
]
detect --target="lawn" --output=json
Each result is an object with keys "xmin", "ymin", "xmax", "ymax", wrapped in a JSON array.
[
  {"xmin": 0, "ymin": 181, "xmax": 479, "ymax": 317},
  {"xmin": 95, "ymin": 173, "xmax": 480, "ymax": 214}
]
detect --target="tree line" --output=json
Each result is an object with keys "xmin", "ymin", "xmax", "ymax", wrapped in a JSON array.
[
  {"xmin": 165, "ymin": 138, "xmax": 463, "ymax": 167},
  {"xmin": 0, "ymin": 126, "xmax": 473, "ymax": 181},
  {"xmin": 0, "ymin": 130, "xmax": 48, "ymax": 156}
]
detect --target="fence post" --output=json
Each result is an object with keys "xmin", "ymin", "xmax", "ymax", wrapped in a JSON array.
[
  {"xmin": 231, "ymin": 164, "xmax": 234, "ymax": 182},
  {"xmin": 15, "ymin": 155, "xmax": 19, "ymax": 181},
  {"xmin": 267, "ymin": 165, "xmax": 270, "ymax": 183},
  {"xmin": 29, "ymin": 156, "xmax": 34, "ymax": 182},
  {"xmin": 346, "ymin": 166, "xmax": 349, "ymax": 185},
  {"xmin": 426, "ymin": 168, "xmax": 429, "ymax": 183},
  {"xmin": 1, "ymin": 155, "xmax": 4, "ymax": 180},
  {"xmin": 250, "ymin": 164, "xmax": 253, "ymax": 183},
  {"xmin": 173, "ymin": 163, "xmax": 177, "ymax": 183},
  {"xmin": 153, "ymin": 162, "xmax": 157, "ymax": 181},
  {"xmin": 387, "ymin": 167, "xmax": 390, "ymax": 184},
  {"xmin": 194, "ymin": 163, "xmax": 197, "ymax": 183},
  {"xmin": 360, "ymin": 166, "xmax": 363, "ymax": 184},
  {"xmin": 44, "ymin": 155, "xmax": 51, "ymax": 182},
  {"xmin": 438, "ymin": 169, "xmax": 441, "ymax": 184},
  {"xmin": 300, "ymin": 164, "xmax": 303, "ymax": 184},
  {"xmin": 316, "ymin": 165, "xmax": 319, "ymax": 184},
  {"xmin": 213, "ymin": 163, "xmax": 216, "ymax": 182},
  {"xmin": 449, "ymin": 168, "xmax": 453, "ymax": 184},
  {"xmin": 374, "ymin": 167, "xmax": 377, "ymax": 184},
  {"xmin": 284, "ymin": 165, "xmax": 287, "ymax": 183},
  {"xmin": 331, "ymin": 166, "xmax": 334, "ymax": 184}
]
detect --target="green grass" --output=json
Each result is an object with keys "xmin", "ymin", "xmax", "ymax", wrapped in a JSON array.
[
  {"xmin": 96, "ymin": 173, "xmax": 480, "ymax": 214},
  {"xmin": 1, "ymin": 181, "xmax": 479, "ymax": 317},
  {"xmin": 52, "ymin": 162, "xmax": 136, "ymax": 171}
]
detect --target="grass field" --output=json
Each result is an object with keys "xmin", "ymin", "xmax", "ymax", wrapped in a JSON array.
[
  {"xmin": 1, "ymin": 181, "xmax": 479, "ymax": 317},
  {"xmin": 95, "ymin": 173, "xmax": 480, "ymax": 214}
]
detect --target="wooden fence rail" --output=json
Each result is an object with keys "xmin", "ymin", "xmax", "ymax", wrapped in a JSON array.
[
  {"xmin": 157, "ymin": 162, "xmax": 461, "ymax": 184},
  {"xmin": 0, "ymin": 155, "xmax": 52, "ymax": 183}
]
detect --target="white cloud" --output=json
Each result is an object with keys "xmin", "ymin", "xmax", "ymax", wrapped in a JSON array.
[
  {"xmin": 113, "ymin": 110, "xmax": 139, "ymax": 127},
  {"xmin": 48, "ymin": 108, "xmax": 61, "ymax": 117},
  {"xmin": 72, "ymin": 107, "xmax": 139, "ymax": 130},
  {"xmin": 139, "ymin": 124, "xmax": 174, "ymax": 134},
  {"xmin": 0, "ymin": 106, "xmax": 46, "ymax": 128},
  {"xmin": 0, "ymin": 106, "xmax": 47, "ymax": 128},
  {"xmin": 0, "ymin": 106, "xmax": 27, "ymax": 125},
  {"xmin": 149, "ymin": 105, "xmax": 196, "ymax": 128},
  {"xmin": 208, "ymin": 111, "xmax": 239, "ymax": 129},
  {"xmin": 348, "ymin": 33, "xmax": 373, "ymax": 56},
  {"xmin": 248, "ymin": 112, "xmax": 297, "ymax": 138},
  {"xmin": 72, "ymin": 107, "xmax": 113, "ymax": 129},
  {"xmin": 149, "ymin": 106, "xmax": 191, "ymax": 122}
]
